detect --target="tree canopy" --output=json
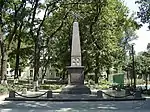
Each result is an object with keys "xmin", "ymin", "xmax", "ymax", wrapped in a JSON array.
[{"xmin": 0, "ymin": 0, "xmax": 139, "ymax": 83}]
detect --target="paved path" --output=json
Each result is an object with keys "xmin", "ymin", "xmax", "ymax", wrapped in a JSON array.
[
  {"xmin": 0, "ymin": 91, "xmax": 150, "ymax": 112},
  {"xmin": 0, "ymin": 99, "xmax": 150, "ymax": 112}
]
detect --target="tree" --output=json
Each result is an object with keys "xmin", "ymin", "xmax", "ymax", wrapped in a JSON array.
[
  {"xmin": 136, "ymin": 0, "xmax": 150, "ymax": 28},
  {"xmin": 42, "ymin": 0, "xmax": 139, "ymax": 83},
  {"xmin": 0, "ymin": 0, "xmax": 139, "ymax": 88},
  {"xmin": 127, "ymin": 50, "xmax": 150, "ymax": 90},
  {"xmin": 0, "ymin": 0, "xmax": 8, "ymax": 84}
]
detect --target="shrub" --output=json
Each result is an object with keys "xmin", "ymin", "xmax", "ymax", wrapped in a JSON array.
[
  {"xmin": 7, "ymin": 84, "xmax": 24, "ymax": 92},
  {"xmin": 18, "ymin": 80, "xmax": 28, "ymax": 84},
  {"xmin": 88, "ymin": 80, "xmax": 95, "ymax": 85},
  {"xmin": 0, "ymin": 85, "xmax": 8, "ymax": 94},
  {"xmin": 86, "ymin": 79, "xmax": 110, "ymax": 90},
  {"xmin": 40, "ymin": 84, "xmax": 64, "ymax": 90},
  {"xmin": 145, "ymin": 89, "xmax": 150, "ymax": 95}
]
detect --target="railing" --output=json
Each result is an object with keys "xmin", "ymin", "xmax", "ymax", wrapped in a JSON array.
[
  {"xmin": 8, "ymin": 89, "xmax": 141, "ymax": 99},
  {"xmin": 9, "ymin": 91, "xmax": 52, "ymax": 98},
  {"xmin": 15, "ymin": 91, "xmax": 48, "ymax": 98},
  {"xmin": 101, "ymin": 91, "xmax": 134, "ymax": 98}
]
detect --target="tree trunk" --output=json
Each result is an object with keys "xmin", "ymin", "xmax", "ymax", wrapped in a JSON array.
[
  {"xmin": 131, "ymin": 45, "xmax": 136, "ymax": 90},
  {"xmin": 33, "ymin": 38, "xmax": 40, "ymax": 91},
  {"xmin": 0, "ymin": 53, "xmax": 1, "ymax": 82},
  {"xmin": 41, "ymin": 66, "xmax": 47, "ymax": 84},
  {"xmin": 106, "ymin": 68, "xmax": 110, "ymax": 81},
  {"xmin": 1, "ymin": 42, "xmax": 7, "ymax": 85},
  {"xmin": 31, "ymin": 0, "xmax": 41, "ymax": 91},
  {"xmin": 14, "ymin": 36, "xmax": 21, "ymax": 82},
  {"xmin": 146, "ymin": 74, "xmax": 148, "ymax": 90},
  {"xmin": 95, "ymin": 53, "xmax": 99, "ymax": 84},
  {"xmin": 145, "ymin": 71, "xmax": 148, "ymax": 90},
  {"xmin": 131, "ymin": 78, "xmax": 133, "ymax": 86},
  {"xmin": 19, "ymin": 68, "xmax": 21, "ymax": 76},
  {"xmin": 62, "ymin": 73, "xmax": 65, "ymax": 80},
  {"xmin": 0, "ymin": 28, "xmax": 7, "ymax": 85}
]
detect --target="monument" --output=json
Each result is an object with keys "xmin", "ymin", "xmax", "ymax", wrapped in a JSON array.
[
  {"xmin": 61, "ymin": 20, "xmax": 91, "ymax": 94},
  {"xmin": 5, "ymin": 19, "xmax": 144, "ymax": 102}
]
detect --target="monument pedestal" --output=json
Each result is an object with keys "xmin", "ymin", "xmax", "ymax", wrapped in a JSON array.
[
  {"xmin": 61, "ymin": 66, "xmax": 91, "ymax": 94},
  {"xmin": 61, "ymin": 85, "xmax": 91, "ymax": 94}
]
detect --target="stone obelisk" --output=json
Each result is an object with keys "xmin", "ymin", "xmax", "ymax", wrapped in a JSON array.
[{"xmin": 61, "ymin": 21, "xmax": 91, "ymax": 94}]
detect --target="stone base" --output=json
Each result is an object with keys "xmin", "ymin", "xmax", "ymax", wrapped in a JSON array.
[
  {"xmin": 61, "ymin": 85, "xmax": 91, "ymax": 94},
  {"xmin": 5, "ymin": 97, "xmax": 146, "ymax": 101}
]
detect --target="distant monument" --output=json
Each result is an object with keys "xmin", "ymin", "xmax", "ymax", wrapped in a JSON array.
[{"xmin": 61, "ymin": 20, "xmax": 91, "ymax": 94}]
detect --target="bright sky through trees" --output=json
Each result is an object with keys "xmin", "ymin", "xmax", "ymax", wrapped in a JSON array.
[{"xmin": 125, "ymin": 0, "xmax": 150, "ymax": 53}]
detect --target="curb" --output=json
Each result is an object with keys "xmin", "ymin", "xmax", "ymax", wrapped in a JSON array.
[{"xmin": 5, "ymin": 97, "xmax": 146, "ymax": 101}]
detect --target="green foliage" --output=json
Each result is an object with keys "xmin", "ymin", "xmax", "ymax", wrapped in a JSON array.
[
  {"xmin": 87, "ymin": 79, "xmax": 95, "ymax": 85},
  {"xmin": 0, "ymin": 84, "xmax": 25, "ymax": 94},
  {"xmin": 7, "ymin": 84, "xmax": 24, "ymax": 92},
  {"xmin": 136, "ymin": 0, "xmax": 150, "ymax": 28},
  {"xmin": 40, "ymin": 84, "xmax": 64, "ymax": 90},
  {"xmin": 0, "ymin": 0, "xmax": 138, "ymax": 82},
  {"xmin": 86, "ymin": 79, "xmax": 111, "ymax": 90},
  {"xmin": 0, "ymin": 85, "xmax": 8, "ymax": 94},
  {"xmin": 124, "ymin": 51, "xmax": 150, "ymax": 80},
  {"xmin": 42, "ymin": 0, "xmax": 139, "ymax": 78},
  {"xmin": 136, "ymin": 79, "xmax": 145, "ymax": 85}
]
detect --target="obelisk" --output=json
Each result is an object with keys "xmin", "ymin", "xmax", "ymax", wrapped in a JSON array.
[{"xmin": 61, "ymin": 21, "xmax": 91, "ymax": 94}]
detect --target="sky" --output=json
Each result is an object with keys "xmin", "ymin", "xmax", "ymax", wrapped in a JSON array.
[{"xmin": 124, "ymin": 0, "xmax": 150, "ymax": 53}]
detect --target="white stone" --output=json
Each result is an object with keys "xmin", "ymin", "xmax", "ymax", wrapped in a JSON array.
[{"xmin": 71, "ymin": 22, "xmax": 81, "ymax": 66}]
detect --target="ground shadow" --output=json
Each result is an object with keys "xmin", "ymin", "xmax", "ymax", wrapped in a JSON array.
[{"xmin": 0, "ymin": 99, "xmax": 149, "ymax": 112}]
